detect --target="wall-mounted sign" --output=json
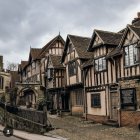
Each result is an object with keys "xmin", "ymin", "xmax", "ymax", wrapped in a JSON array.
[
  {"xmin": 109, "ymin": 84, "xmax": 118, "ymax": 91},
  {"xmin": 120, "ymin": 88, "xmax": 136, "ymax": 110}
]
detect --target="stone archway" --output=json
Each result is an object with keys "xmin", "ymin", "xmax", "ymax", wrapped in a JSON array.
[
  {"xmin": 18, "ymin": 87, "xmax": 37, "ymax": 108},
  {"xmin": 16, "ymin": 83, "xmax": 45, "ymax": 109}
]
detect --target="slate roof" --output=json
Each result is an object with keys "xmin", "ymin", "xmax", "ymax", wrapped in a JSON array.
[
  {"xmin": 49, "ymin": 55, "xmax": 64, "ymax": 68},
  {"xmin": 106, "ymin": 47, "xmax": 123, "ymax": 59},
  {"xmin": 82, "ymin": 59, "xmax": 94, "ymax": 68},
  {"xmin": 20, "ymin": 61, "xmax": 28, "ymax": 70},
  {"xmin": 95, "ymin": 30, "xmax": 123, "ymax": 46},
  {"xmin": 30, "ymin": 48, "xmax": 42, "ymax": 60},
  {"xmin": 106, "ymin": 25, "xmax": 140, "ymax": 58},
  {"xmin": 69, "ymin": 35, "xmax": 93, "ymax": 59},
  {"xmin": 61, "ymin": 35, "xmax": 93, "ymax": 62},
  {"xmin": 39, "ymin": 35, "xmax": 65, "ymax": 59}
]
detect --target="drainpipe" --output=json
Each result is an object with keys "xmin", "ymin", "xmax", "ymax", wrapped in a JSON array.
[
  {"xmin": 83, "ymin": 70, "xmax": 87, "ymax": 120},
  {"xmin": 118, "ymin": 85, "xmax": 121, "ymax": 127}
]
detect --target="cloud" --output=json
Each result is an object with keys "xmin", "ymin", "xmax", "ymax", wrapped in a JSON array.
[{"xmin": 0, "ymin": 0, "xmax": 140, "ymax": 68}]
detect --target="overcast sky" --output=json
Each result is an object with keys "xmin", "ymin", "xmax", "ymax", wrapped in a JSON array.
[{"xmin": 0, "ymin": 0, "xmax": 140, "ymax": 68}]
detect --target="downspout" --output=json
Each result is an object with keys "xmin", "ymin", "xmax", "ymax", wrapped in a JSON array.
[
  {"xmin": 118, "ymin": 85, "xmax": 121, "ymax": 127},
  {"xmin": 83, "ymin": 69, "xmax": 87, "ymax": 120}
]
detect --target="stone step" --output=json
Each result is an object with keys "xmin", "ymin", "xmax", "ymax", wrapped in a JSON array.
[{"xmin": 102, "ymin": 120, "xmax": 119, "ymax": 127}]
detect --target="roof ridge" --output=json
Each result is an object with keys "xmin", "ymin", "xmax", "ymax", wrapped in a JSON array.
[
  {"xmin": 95, "ymin": 29, "xmax": 122, "ymax": 35},
  {"xmin": 68, "ymin": 34, "xmax": 90, "ymax": 39},
  {"xmin": 128, "ymin": 24, "xmax": 140, "ymax": 28}
]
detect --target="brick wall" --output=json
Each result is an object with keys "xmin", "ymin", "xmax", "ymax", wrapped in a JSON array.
[{"xmin": 120, "ymin": 110, "xmax": 140, "ymax": 127}]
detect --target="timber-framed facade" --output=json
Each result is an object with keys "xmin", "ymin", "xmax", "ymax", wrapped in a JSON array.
[
  {"xmin": 61, "ymin": 35, "xmax": 93, "ymax": 115},
  {"xmin": 83, "ymin": 30, "xmax": 122, "ymax": 123},
  {"xmin": 17, "ymin": 35, "xmax": 65, "ymax": 109}
]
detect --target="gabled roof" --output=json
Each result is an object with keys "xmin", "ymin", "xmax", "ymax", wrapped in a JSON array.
[
  {"xmin": 106, "ymin": 24, "xmax": 140, "ymax": 58},
  {"xmin": 129, "ymin": 25, "xmax": 140, "ymax": 38},
  {"xmin": 18, "ymin": 61, "xmax": 28, "ymax": 73},
  {"xmin": 38, "ymin": 35, "xmax": 65, "ymax": 59},
  {"xmin": 30, "ymin": 48, "xmax": 42, "ymax": 61},
  {"xmin": 88, "ymin": 30, "xmax": 122, "ymax": 51},
  {"xmin": 49, "ymin": 55, "xmax": 64, "ymax": 68},
  {"xmin": 61, "ymin": 34, "xmax": 93, "ymax": 62}
]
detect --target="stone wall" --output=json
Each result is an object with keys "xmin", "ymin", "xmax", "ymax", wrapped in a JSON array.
[{"xmin": 0, "ymin": 104, "xmax": 51, "ymax": 134}]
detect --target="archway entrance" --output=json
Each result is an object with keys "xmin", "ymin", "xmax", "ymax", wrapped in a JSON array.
[{"xmin": 18, "ymin": 88, "xmax": 36, "ymax": 108}]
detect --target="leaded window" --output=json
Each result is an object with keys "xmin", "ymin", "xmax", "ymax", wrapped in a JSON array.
[
  {"xmin": 125, "ymin": 44, "xmax": 138, "ymax": 66},
  {"xmin": 95, "ymin": 57, "xmax": 106, "ymax": 71},
  {"xmin": 68, "ymin": 61, "xmax": 76, "ymax": 76},
  {"xmin": 48, "ymin": 68, "xmax": 53, "ymax": 79}
]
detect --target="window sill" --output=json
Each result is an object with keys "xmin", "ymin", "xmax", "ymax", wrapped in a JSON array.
[
  {"xmin": 91, "ymin": 106, "xmax": 101, "ymax": 108},
  {"xmin": 124, "ymin": 63, "xmax": 139, "ymax": 68},
  {"xmin": 95, "ymin": 70, "xmax": 107, "ymax": 73}
]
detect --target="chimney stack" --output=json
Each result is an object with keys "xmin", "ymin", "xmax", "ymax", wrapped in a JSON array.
[
  {"xmin": 137, "ymin": 12, "xmax": 140, "ymax": 18},
  {"xmin": 0, "ymin": 56, "xmax": 3, "ymax": 71},
  {"xmin": 132, "ymin": 12, "xmax": 140, "ymax": 24}
]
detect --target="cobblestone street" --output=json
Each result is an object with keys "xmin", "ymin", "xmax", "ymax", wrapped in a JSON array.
[{"xmin": 47, "ymin": 114, "xmax": 140, "ymax": 140}]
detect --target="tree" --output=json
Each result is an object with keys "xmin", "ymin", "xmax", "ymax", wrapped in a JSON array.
[{"xmin": 6, "ymin": 62, "xmax": 18, "ymax": 71}]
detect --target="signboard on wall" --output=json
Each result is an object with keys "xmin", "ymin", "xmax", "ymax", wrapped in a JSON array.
[{"xmin": 120, "ymin": 88, "xmax": 136, "ymax": 110}]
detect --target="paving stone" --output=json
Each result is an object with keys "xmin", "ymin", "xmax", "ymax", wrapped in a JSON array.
[{"xmin": 47, "ymin": 114, "xmax": 140, "ymax": 140}]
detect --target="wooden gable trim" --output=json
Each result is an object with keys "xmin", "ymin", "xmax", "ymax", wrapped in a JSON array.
[
  {"xmin": 128, "ymin": 26, "xmax": 140, "ymax": 40},
  {"xmin": 88, "ymin": 31, "xmax": 104, "ymax": 51},
  {"xmin": 95, "ymin": 30, "xmax": 105, "ymax": 44},
  {"xmin": 119, "ymin": 25, "xmax": 140, "ymax": 48},
  {"xmin": 61, "ymin": 36, "xmax": 70, "ymax": 63}
]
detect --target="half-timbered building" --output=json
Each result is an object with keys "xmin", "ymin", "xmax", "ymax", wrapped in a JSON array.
[
  {"xmin": 61, "ymin": 35, "xmax": 93, "ymax": 115},
  {"xmin": 107, "ymin": 24, "xmax": 140, "ymax": 126},
  {"xmin": 83, "ymin": 30, "xmax": 122, "ymax": 123},
  {"xmin": 46, "ymin": 54, "xmax": 68, "ymax": 111},
  {"xmin": 17, "ymin": 35, "xmax": 65, "ymax": 109}
]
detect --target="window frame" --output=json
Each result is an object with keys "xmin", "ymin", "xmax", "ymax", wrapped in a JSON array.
[
  {"xmin": 124, "ymin": 43, "xmax": 139, "ymax": 67},
  {"xmin": 94, "ymin": 57, "xmax": 106, "ymax": 71},
  {"xmin": 68, "ymin": 61, "xmax": 76, "ymax": 77},
  {"xmin": 91, "ymin": 93, "xmax": 101, "ymax": 108},
  {"xmin": 47, "ymin": 68, "xmax": 53, "ymax": 80}
]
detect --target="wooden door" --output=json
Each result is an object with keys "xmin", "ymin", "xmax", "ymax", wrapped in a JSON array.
[{"xmin": 110, "ymin": 92, "xmax": 119, "ymax": 121}]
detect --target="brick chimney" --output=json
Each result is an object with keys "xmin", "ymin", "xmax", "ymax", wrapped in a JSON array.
[{"xmin": 0, "ymin": 56, "xmax": 3, "ymax": 71}]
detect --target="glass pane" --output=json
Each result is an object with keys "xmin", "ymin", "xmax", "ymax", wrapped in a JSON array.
[
  {"xmin": 125, "ymin": 47, "xmax": 129, "ymax": 66},
  {"xmin": 95, "ymin": 60, "xmax": 98, "ymax": 71},
  {"xmin": 129, "ymin": 45, "xmax": 134, "ymax": 65},
  {"xmin": 98, "ymin": 58, "xmax": 102, "ymax": 71},
  {"xmin": 102, "ymin": 57, "xmax": 106, "ymax": 70}
]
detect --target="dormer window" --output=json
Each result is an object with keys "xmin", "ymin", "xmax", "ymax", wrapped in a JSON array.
[{"xmin": 124, "ymin": 44, "xmax": 138, "ymax": 66}]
